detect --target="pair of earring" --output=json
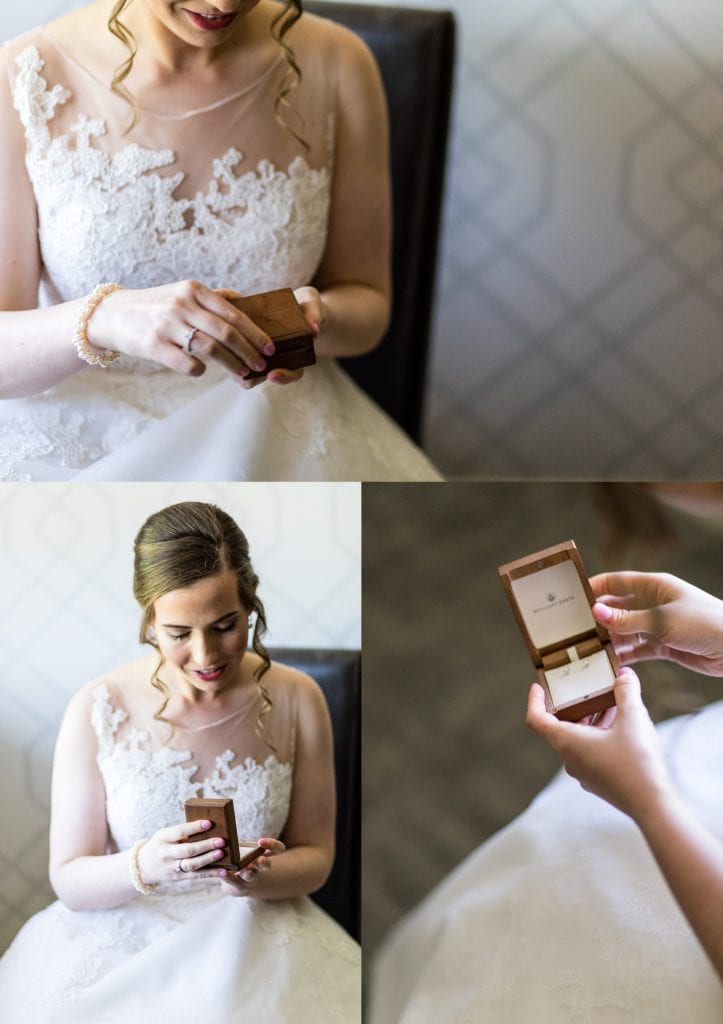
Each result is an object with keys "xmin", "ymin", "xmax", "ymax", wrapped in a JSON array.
[{"xmin": 561, "ymin": 659, "xmax": 590, "ymax": 676}]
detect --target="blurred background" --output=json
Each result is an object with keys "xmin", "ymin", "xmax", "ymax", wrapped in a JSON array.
[
  {"xmin": 4, "ymin": 0, "xmax": 723, "ymax": 478},
  {"xmin": 0, "ymin": 482, "xmax": 360, "ymax": 954},
  {"xmin": 362, "ymin": 482, "xmax": 723, "ymax": 975}
]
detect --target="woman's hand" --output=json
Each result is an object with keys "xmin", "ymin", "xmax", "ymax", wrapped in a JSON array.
[
  {"xmin": 526, "ymin": 669, "xmax": 672, "ymax": 821},
  {"xmin": 590, "ymin": 571, "xmax": 723, "ymax": 676},
  {"xmin": 137, "ymin": 819, "xmax": 230, "ymax": 885},
  {"xmin": 86, "ymin": 280, "xmax": 275, "ymax": 381},
  {"xmin": 218, "ymin": 838, "xmax": 286, "ymax": 897},
  {"xmin": 220, "ymin": 285, "xmax": 326, "ymax": 390}
]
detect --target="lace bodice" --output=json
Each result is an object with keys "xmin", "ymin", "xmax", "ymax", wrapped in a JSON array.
[
  {"xmin": 0, "ymin": 21, "xmax": 442, "ymax": 484},
  {"xmin": 90, "ymin": 683, "xmax": 293, "ymax": 858},
  {"xmin": 8, "ymin": 35, "xmax": 332, "ymax": 309}
]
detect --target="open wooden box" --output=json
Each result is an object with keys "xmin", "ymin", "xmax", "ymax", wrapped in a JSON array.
[{"xmin": 498, "ymin": 540, "xmax": 619, "ymax": 721}]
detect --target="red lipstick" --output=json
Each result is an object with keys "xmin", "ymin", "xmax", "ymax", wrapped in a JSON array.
[{"xmin": 184, "ymin": 9, "xmax": 239, "ymax": 32}]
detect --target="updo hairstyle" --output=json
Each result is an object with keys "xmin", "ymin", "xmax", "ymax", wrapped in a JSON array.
[{"xmin": 134, "ymin": 501, "xmax": 273, "ymax": 743}]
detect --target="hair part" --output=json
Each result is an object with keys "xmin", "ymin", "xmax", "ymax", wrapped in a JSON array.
[{"xmin": 134, "ymin": 501, "xmax": 275, "ymax": 749}]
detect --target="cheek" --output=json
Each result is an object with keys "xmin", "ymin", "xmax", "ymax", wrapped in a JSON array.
[
  {"xmin": 156, "ymin": 638, "xmax": 186, "ymax": 666},
  {"xmin": 223, "ymin": 627, "xmax": 249, "ymax": 657}
]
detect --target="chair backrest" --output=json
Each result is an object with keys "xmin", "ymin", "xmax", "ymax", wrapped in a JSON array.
[
  {"xmin": 269, "ymin": 648, "xmax": 360, "ymax": 941},
  {"xmin": 306, "ymin": 2, "xmax": 456, "ymax": 441}
]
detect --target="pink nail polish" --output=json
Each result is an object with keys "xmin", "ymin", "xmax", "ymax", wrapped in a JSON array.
[{"xmin": 593, "ymin": 602, "xmax": 613, "ymax": 622}]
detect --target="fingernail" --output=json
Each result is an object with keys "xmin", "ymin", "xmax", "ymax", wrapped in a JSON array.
[
  {"xmin": 214, "ymin": 838, "xmax": 225, "ymax": 848},
  {"xmin": 202, "ymin": 820, "xmax": 211, "ymax": 829},
  {"xmin": 593, "ymin": 602, "xmax": 613, "ymax": 622},
  {"xmin": 254, "ymin": 360, "xmax": 266, "ymax": 372},
  {"xmin": 213, "ymin": 850, "xmax": 223, "ymax": 859},
  {"xmin": 263, "ymin": 342, "xmax": 275, "ymax": 356},
  {"xmin": 219, "ymin": 869, "xmax": 228, "ymax": 877}
]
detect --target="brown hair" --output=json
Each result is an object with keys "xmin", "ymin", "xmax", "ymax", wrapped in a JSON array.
[
  {"xmin": 108, "ymin": 0, "xmax": 307, "ymax": 146},
  {"xmin": 134, "ymin": 501, "xmax": 274, "ymax": 746}
]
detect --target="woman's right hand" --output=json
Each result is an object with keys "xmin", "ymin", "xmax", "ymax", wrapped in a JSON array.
[
  {"xmin": 86, "ymin": 280, "xmax": 275, "ymax": 381},
  {"xmin": 590, "ymin": 571, "xmax": 723, "ymax": 676},
  {"xmin": 137, "ymin": 819, "xmax": 228, "ymax": 885}
]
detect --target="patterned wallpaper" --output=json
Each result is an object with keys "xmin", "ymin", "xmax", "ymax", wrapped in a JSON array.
[
  {"xmin": 358, "ymin": 0, "xmax": 723, "ymax": 478},
  {"xmin": 0, "ymin": 482, "xmax": 360, "ymax": 953},
  {"xmin": 4, "ymin": 1, "xmax": 722, "ymax": 478}
]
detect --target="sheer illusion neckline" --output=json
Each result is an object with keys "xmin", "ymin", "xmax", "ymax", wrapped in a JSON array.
[
  {"xmin": 119, "ymin": 679, "xmax": 258, "ymax": 733},
  {"xmin": 39, "ymin": 26, "xmax": 284, "ymax": 120}
]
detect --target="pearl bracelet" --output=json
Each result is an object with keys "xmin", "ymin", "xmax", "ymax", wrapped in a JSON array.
[
  {"xmin": 130, "ymin": 838, "xmax": 157, "ymax": 896},
  {"xmin": 73, "ymin": 282, "xmax": 123, "ymax": 367}
]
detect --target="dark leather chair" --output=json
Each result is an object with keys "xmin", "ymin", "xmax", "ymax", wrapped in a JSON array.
[
  {"xmin": 270, "ymin": 648, "xmax": 360, "ymax": 941},
  {"xmin": 306, "ymin": 2, "xmax": 456, "ymax": 442}
]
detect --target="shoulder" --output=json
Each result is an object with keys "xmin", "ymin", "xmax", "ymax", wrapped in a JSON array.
[
  {"xmin": 1, "ymin": 29, "xmax": 46, "ymax": 100},
  {"xmin": 64, "ymin": 656, "xmax": 155, "ymax": 721},
  {"xmin": 265, "ymin": 658, "xmax": 327, "ymax": 710},
  {"xmin": 293, "ymin": 9, "xmax": 383, "ymax": 92}
]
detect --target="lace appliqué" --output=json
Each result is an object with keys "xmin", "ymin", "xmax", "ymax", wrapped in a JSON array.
[
  {"xmin": 90, "ymin": 685, "xmax": 293, "ymax": 854},
  {"xmin": 13, "ymin": 46, "xmax": 330, "ymax": 300}
]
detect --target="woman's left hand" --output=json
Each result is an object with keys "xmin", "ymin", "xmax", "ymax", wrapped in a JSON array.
[
  {"xmin": 219, "ymin": 838, "xmax": 286, "ymax": 897},
  {"xmin": 217, "ymin": 287, "xmax": 327, "ymax": 390},
  {"xmin": 525, "ymin": 668, "xmax": 672, "ymax": 822}
]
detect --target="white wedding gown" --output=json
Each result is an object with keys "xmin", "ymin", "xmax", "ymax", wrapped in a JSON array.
[
  {"xmin": 370, "ymin": 702, "xmax": 723, "ymax": 1023},
  {"xmin": 0, "ymin": 23, "xmax": 440, "ymax": 482},
  {"xmin": 0, "ymin": 672, "xmax": 360, "ymax": 1023}
]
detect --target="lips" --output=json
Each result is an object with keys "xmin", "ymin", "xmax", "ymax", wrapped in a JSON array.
[
  {"xmin": 184, "ymin": 9, "xmax": 239, "ymax": 31},
  {"xmin": 192, "ymin": 665, "xmax": 227, "ymax": 682}
]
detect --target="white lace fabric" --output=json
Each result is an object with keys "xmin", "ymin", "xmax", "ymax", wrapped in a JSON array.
[
  {"xmin": 90, "ymin": 680, "xmax": 294, "ymax": 858},
  {"xmin": 1, "ymin": 24, "xmax": 441, "ymax": 482},
  {"xmin": 0, "ymin": 664, "xmax": 360, "ymax": 1023}
]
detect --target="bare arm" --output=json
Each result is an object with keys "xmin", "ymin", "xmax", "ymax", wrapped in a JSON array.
[
  {"xmin": 49, "ymin": 686, "xmax": 229, "ymax": 911},
  {"xmin": 220, "ymin": 672, "xmax": 336, "ymax": 900},
  {"xmin": 527, "ymin": 670, "xmax": 723, "ymax": 979},
  {"xmin": 305, "ymin": 26, "xmax": 391, "ymax": 360},
  {"xmin": 49, "ymin": 687, "xmax": 140, "ymax": 910},
  {"xmin": 0, "ymin": 57, "xmax": 280, "ymax": 398},
  {"xmin": 637, "ymin": 790, "xmax": 723, "ymax": 978}
]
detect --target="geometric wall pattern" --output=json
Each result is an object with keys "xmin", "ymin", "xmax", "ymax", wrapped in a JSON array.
[
  {"xmin": 0, "ymin": 481, "xmax": 360, "ymax": 954},
  {"xmin": 417, "ymin": 0, "xmax": 723, "ymax": 478},
  {"xmin": 414, "ymin": 0, "xmax": 723, "ymax": 478},
  {"xmin": 4, "ymin": 1, "xmax": 722, "ymax": 479}
]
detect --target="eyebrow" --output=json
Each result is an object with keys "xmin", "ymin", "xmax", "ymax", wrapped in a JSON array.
[{"xmin": 161, "ymin": 610, "xmax": 240, "ymax": 630}]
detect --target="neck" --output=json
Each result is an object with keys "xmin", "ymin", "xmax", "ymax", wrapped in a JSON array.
[{"xmin": 118, "ymin": 1, "xmax": 271, "ymax": 76}]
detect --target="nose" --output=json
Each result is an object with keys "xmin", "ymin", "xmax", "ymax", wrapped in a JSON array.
[{"xmin": 190, "ymin": 631, "xmax": 218, "ymax": 668}]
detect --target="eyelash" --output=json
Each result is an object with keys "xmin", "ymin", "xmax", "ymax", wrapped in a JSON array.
[{"xmin": 168, "ymin": 622, "xmax": 238, "ymax": 642}]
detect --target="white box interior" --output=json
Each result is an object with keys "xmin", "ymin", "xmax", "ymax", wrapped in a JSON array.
[
  {"xmin": 544, "ymin": 648, "xmax": 616, "ymax": 706},
  {"xmin": 510, "ymin": 559, "xmax": 595, "ymax": 650}
]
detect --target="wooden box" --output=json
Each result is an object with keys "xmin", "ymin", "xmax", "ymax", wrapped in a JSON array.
[
  {"xmin": 498, "ymin": 540, "xmax": 619, "ymax": 721},
  {"xmin": 230, "ymin": 288, "xmax": 316, "ymax": 379},
  {"xmin": 184, "ymin": 798, "xmax": 241, "ymax": 871}
]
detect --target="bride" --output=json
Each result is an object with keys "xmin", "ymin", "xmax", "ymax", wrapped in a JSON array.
[
  {"xmin": 0, "ymin": 500, "xmax": 360, "ymax": 1021},
  {"xmin": 0, "ymin": 0, "xmax": 440, "ymax": 481}
]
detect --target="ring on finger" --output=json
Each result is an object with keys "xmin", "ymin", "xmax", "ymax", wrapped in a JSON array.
[
  {"xmin": 175, "ymin": 858, "xmax": 189, "ymax": 873},
  {"xmin": 182, "ymin": 327, "xmax": 199, "ymax": 353}
]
